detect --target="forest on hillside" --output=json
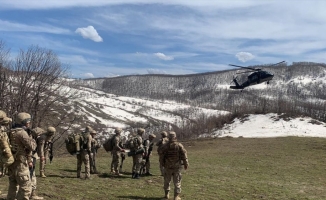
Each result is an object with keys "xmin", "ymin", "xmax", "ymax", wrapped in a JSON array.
[{"xmin": 80, "ymin": 62, "xmax": 326, "ymax": 123}]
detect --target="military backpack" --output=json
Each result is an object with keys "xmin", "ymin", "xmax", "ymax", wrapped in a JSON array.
[
  {"xmin": 126, "ymin": 136, "xmax": 140, "ymax": 150},
  {"xmin": 103, "ymin": 135, "xmax": 115, "ymax": 152},
  {"xmin": 0, "ymin": 129, "xmax": 14, "ymax": 166},
  {"xmin": 65, "ymin": 132, "xmax": 83, "ymax": 155}
]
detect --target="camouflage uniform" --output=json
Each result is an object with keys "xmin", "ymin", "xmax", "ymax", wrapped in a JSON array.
[
  {"xmin": 7, "ymin": 112, "xmax": 37, "ymax": 200},
  {"xmin": 131, "ymin": 128, "xmax": 145, "ymax": 179},
  {"xmin": 37, "ymin": 126, "xmax": 55, "ymax": 178},
  {"xmin": 143, "ymin": 133, "xmax": 156, "ymax": 175},
  {"xmin": 159, "ymin": 131, "xmax": 189, "ymax": 200},
  {"xmin": 90, "ymin": 129, "xmax": 100, "ymax": 174},
  {"xmin": 77, "ymin": 126, "xmax": 92, "ymax": 179},
  {"xmin": 111, "ymin": 128, "xmax": 124, "ymax": 175},
  {"xmin": 156, "ymin": 131, "xmax": 168, "ymax": 175},
  {"xmin": 0, "ymin": 111, "xmax": 13, "ymax": 178}
]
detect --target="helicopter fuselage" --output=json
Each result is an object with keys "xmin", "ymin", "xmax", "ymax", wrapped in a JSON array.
[
  {"xmin": 229, "ymin": 61, "xmax": 284, "ymax": 90},
  {"xmin": 230, "ymin": 71, "xmax": 274, "ymax": 89}
]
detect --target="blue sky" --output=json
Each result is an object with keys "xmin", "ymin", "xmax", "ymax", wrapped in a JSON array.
[{"xmin": 1, "ymin": 0, "xmax": 326, "ymax": 78}]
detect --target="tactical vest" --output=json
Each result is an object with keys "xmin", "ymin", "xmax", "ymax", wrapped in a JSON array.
[
  {"xmin": 143, "ymin": 139, "xmax": 154, "ymax": 153},
  {"xmin": 164, "ymin": 142, "xmax": 182, "ymax": 168},
  {"xmin": 82, "ymin": 132, "xmax": 90, "ymax": 149},
  {"xmin": 8, "ymin": 129, "xmax": 19, "ymax": 154},
  {"xmin": 127, "ymin": 135, "xmax": 142, "ymax": 151}
]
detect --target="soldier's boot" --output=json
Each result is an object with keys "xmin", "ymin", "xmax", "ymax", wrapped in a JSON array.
[
  {"xmin": 163, "ymin": 190, "xmax": 169, "ymax": 199},
  {"xmin": 30, "ymin": 190, "xmax": 44, "ymax": 200},
  {"xmin": 111, "ymin": 169, "xmax": 115, "ymax": 174},
  {"xmin": 134, "ymin": 173, "xmax": 140, "ymax": 179},
  {"xmin": 132, "ymin": 172, "xmax": 135, "ymax": 178},
  {"xmin": 115, "ymin": 170, "xmax": 121, "ymax": 176},
  {"xmin": 174, "ymin": 193, "xmax": 181, "ymax": 200},
  {"xmin": 40, "ymin": 171, "xmax": 46, "ymax": 178},
  {"xmin": 77, "ymin": 170, "xmax": 81, "ymax": 178},
  {"xmin": 94, "ymin": 166, "xmax": 99, "ymax": 174},
  {"xmin": 145, "ymin": 171, "xmax": 153, "ymax": 176}
]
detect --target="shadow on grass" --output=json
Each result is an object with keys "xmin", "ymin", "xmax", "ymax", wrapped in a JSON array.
[
  {"xmin": 116, "ymin": 196, "xmax": 163, "ymax": 200},
  {"xmin": 46, "ymin": 174, "xmax": 77, "ymax": 179},
  {"xmin": 62, "ymin": 169, "xmax": 76, "ymax": 172},
  {"xmin": 98, "ymin": 173, "xmax": 131, "ymax": 179}
]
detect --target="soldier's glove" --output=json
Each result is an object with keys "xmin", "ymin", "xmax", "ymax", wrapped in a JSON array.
[
  {"xmin": 184, "ymin": 165, "xmax": 188, "ymax": 170},
  {"xmin": 28, "ymin": 162, "xmax": 33, "ymax": 168}
]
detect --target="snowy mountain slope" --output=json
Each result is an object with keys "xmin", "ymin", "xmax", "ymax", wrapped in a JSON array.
[
  {"xmin": 206, "ymin": 113, "xmax": 326, "ymax": 138},
  {"xmin": 63, "ymin": 86, "xmax": 229, "ymax": 136}
]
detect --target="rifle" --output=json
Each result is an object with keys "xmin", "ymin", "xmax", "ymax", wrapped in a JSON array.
[
  {"xmin": 48, "ymin": 141, "xmax": 53, "ymax": 164},
  {"xmin": 29, "ymin": 156, "xmax": 36, "ymax": 180},
  {"xmin": 119, "ymin": 153, "xmax": 125, "ymax": 172}
]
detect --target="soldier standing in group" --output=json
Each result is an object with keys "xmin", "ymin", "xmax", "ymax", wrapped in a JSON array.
[
  {"xmin": 159, "ymin": 131, "xmax": 189, "ymax": 200},
  {"xmin": 130, "ymin": 128, "xmax": 145, "ymax": 179},
  {"xmin": 7, "ymin": 112, "xmax": 37, "ymax": 200},
  {"xmin": 27, "ymin": 127, "xmax": 44, "ymax": 200},
  {"xmin": 143, "ymin": 133, "xmax": 156, "ymax": 176},
  {"xmin": 77, "ymin": 126, "xmax": 92, "ymax": 179},
  {"xmin": 156, "ymin": 131, "xmax": 168, "ymax": 176},
  {"xmin": 90, "ymin": 129, "xmax": 100, "ymax": 174},
  {"xmin": 37, "ymin": 126, "xmax": 56, "ymax": 178},
  {"xmin": 111, "ymin": 128, "xmax": 125, "ymax": 176},
  {"xmin": 0, "ymin": 111, "xmax": 12, "ymax": 197}
]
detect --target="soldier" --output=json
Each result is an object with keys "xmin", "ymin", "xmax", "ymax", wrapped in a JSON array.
[
  {"xmin": 111, "ymin": 128, "xmax": 125, "ymax": 176},
  {"xmin": 159, "ymin": 131, "xmax": 189, "ymax": 200},
  {"xmin": 90, "ymin": 129, "xmax": 100, "ymax": 174},
  {"xmin": 130, "ymin": 128, "xmax": 145, "ymax": 179},
  {"xmin": 0, "ymin": 111, "xmax": 12, "ymax": 178},
  {"xmin": 7, "ymin": 112, "xmax": 37, "ymax": 200},
  {"xmin": 143, "ymin": 133, "xmax": 156, "ymax": 176},
  {"xmin": 156, "ymin": 131, "xmax": 168, "ymax": 175},
  {"xmin": 37, "ymin": 126, "xmax": 56, "ymax": 178},
  {"xmin": 27, "ymin": 127, "xmax": 44, "ymax": 200},
  {"xmin": 77, "ymin": 126, "xmax": 92, "ymax": 179}
]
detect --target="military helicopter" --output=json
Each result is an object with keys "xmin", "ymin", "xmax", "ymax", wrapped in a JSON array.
[{"xmin": 229, "ymin": 61, "xmax": 285, "ymax": 90}]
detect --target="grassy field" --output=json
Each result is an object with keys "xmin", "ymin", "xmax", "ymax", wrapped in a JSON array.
[{"xmin": 1, "ymin": 136, "xmax": 326, "ymax": 200}]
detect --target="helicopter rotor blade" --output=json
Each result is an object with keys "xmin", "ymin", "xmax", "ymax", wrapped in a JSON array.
[
  {"xmin": 229, "ymin": 64, "xmax": 256, "ymax": 71},
  {"xmin": 267, "ymin": 60, "xmax": 286, "ymax": 67}
]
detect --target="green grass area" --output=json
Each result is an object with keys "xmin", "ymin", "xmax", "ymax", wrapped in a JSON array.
[{"xmin": 1, "ymin": 137, "xmax": 326, "ymax": 199}]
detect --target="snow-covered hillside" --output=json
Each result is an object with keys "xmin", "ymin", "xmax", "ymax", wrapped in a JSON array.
[{"xmin": 206, "ymin": 113, "xmax": 326, "ymax": 138}]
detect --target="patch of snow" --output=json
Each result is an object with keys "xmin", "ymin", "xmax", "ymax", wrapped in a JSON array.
[{"xmin": 207, "ymin": 113, "xmax": 326, "ymax": 138}]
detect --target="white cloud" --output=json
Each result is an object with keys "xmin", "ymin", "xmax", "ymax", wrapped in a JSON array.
[
  {"xmin": 75, "ymin": 26, "xmax": 103, "ymax": 42},
  {"xmin": 154, "ymin": 52, "xmax": 174, "ymax": 61},
  {"xmin": 236, "ymin": 52, "xmax": 255, "ymax": 62},
  {"xmin": 82, "ymin": 73, "xmax": 95, "ymax": 78}
]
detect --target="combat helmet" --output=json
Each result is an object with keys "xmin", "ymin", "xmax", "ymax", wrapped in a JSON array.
[
  {"xmin": 16, "ymin": 112, "xmax": 31, "ymax": 125},
  {"xmin": 84, "ymin": 126, "xmax": 93, "ymax": 133},
  {"xmin": 0, "ymin": 110, "xmax": 11, "ymax": 125},
  {"xmin": 137, "ymin": 128, "xmax": 145, "ymax": 135},
  {"xmin": 115, "ymin": 128, "xmax": 122, "ymax": 134},
  {"xmin": 160, "ymin": 131, "xmax": 168, "ymax": 138},
  {"xmin": 47, "ymin": 126, "xmax": 56, "ymax": 136},
  {"xmin": 0, "ymin": 110, "xmax": 6, "ymax": 120},
  {"xmin": 149, "ymin": 133, "xmax": 156, "ymax": 139},
  {"xmin": 90, "ymin": 129, "xmax": 97, "ymax": 135},
  {"xmin": 168, "ymin": 131, "xmax": 177, "ymax": 140}
]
